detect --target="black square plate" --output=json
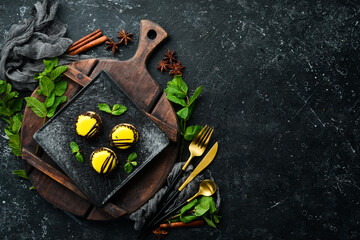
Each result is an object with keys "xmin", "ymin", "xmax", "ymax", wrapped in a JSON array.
[{"xmin": 33, "ymin": 70, "xmax": 170, "ymax": 206}]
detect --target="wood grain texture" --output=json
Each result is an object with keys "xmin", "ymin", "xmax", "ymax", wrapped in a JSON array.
[{"xmin": 21, "ymin": 20, "xmax": 179, "ymax": 220}]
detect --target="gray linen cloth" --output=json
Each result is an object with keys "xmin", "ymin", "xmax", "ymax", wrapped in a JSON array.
[
  {"xmin": 0, "ymin": 0, "xmax": 83, "ymax": 91},
  {"xmin": 129, "ymin": 162, "xmax": 221, "ymax": 230}
]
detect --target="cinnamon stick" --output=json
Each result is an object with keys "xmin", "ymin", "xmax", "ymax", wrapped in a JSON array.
[
  {"xmin": 159, "ymin": 220, "xmax": 205, "ymax": 229},
  {"xmin": 68, "ymin": 31, "xmax": 103, "ymax": 52},
  {"xmin": 68, "ymin": 35, "xmax": 107, "ymax": 55},
  {"xmin": 68, "ymin": 29, "xmax": 101, "ymax": 50}
]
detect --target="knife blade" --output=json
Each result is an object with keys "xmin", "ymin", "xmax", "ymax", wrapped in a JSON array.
[{"xmin": 178, "ymin": 141, "xmax": 218, "ymax": 191}]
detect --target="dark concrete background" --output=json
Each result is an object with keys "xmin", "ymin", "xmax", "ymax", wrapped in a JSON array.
[{"xmin": 1, "ymin": 0, "xmax": 360, "ymax": 239}]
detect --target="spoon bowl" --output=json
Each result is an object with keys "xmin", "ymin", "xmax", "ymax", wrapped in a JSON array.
[{"xmin": 187, "ymin": 179, "xmax": 217, "ymax": 202}]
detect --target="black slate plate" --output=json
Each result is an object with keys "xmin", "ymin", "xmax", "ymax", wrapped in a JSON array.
[{"xmin": 33, "ymin": 70, "xmax": 170, "ymax": 206}]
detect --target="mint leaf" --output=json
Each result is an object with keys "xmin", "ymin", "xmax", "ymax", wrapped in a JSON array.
[
  {"xmin": 166, "ymin": 95, "xmax": 187, "ymax": 107},
  {"xmin": 3, "ymin": 91, "xmax": 18, "ymax": 103},
  {"xmin": 181, "ymin": 199, "xmax": 198, "ymax": 215},
  {"xmin": 75, "ymin": 152, "xmax": 84, "ymax": 163},
  {"xmin": 180, "ymin": 214, "xmax": 198, "ymax": 223},
  {"xmin": 25, "ymin": 97, "xmax": 47, "ymax": 118},
  {"xmin": 194, "ymin": 201, "xmax": 210, "ymax": 216},
  {"xmin": 11, "ymin": 113, "xmax": 23, "ymax": 133},
  {"xmin": 128, "ymin": 152, "xmax": 137, "ymax": 161},
  {"xmin": 189, "ymin": 86, "xmax": 203, "ymax": 106},
  {"xmin": 0, "ymin": 106, "xmax": 12, "ymax": 117},
  {"xmin": 9, "ymin": 98, "xmax": 23, "ymax": 114},
  {"xmin": 131, "ymin": 161, "xmax": 137, "ymax": 166},
  {"xmin": 36, "ymin": 89, "xmax": 42, "ymax": 95},
  {"xmin": 124, "ymin": 162, "xmax": 133, "ymax": 173},
  {"xmin": 164, "ymin": 84, "xmax": 187, "ymax": 98},
  {"xmin": 39, "ymin": 76, "xmax": 54, "ymax": 97},
  {"xmin": 43, "ymin": 59, "xmax": 54, "ymax": 72},
  {"xmin": 45, "ymin": 92, "xmax": 55, "ymax": 108},
  {"xmin": 98, "ymin": 103, "xmax": 111, "ymax": 113},
  {"xmin": 0, "ymin": 80, "xmax": 5, "ymax": 93},
  {"xmin": 70, "ymin": 141, "xmax": 80, "ymax": 153},
  {"xmin": 12, "ymin": 169, "xmax": 29, "ymax": 179},
  {"xmin": 184, "ymin": 125, "xmax": 203, "ymax": 141},
  {"xmin": 213, "ymin": 215, "xmax": 221, "ymax": 224},
  {"xmin": 174, "ymin": 75, "xmax": 188, "ymax": 94},
  {"xmin": 9, "ymin": 133, "xmax": 21, "ymax": 156},
  {"xmin": 112, "ymin": 105, "xmax": 127, "ymax": 116},
  {"xmin": 54, "ymin": 80, "xmax": 68, "ymax": 96},
  {"xmin": 47, "ymin": 96, "xmax": 66, "ymax": 118},
  {"xmin": 50, "ymin": 66, "xmax": 68, "ymax": 80},
  {"xmin": 5, "ymin": 83, "xmax": 12, "ymax": 94},
  {"xmin": 203, "ymin": 216, "xmax": 216, "ymax": 228},
  {"xmin": 177, "ymin": 107, "xmax": 189, "ymax": 120},
  {"xmin": 29, "ymin": 186, "xmax": 36, "ymax": 190}
]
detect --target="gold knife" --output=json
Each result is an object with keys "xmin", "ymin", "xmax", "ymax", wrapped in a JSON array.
[{"xmin": 178, "ymin": 141, "xmax": 218, "ymax": 191}]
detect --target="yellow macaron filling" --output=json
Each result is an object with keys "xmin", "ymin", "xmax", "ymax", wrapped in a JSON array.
[
  {"xmin": 76, "ymin": 115, "xmax": 98, "ymax": 137},
  {"xmin": 91, "ymin": 149, "xmax": 117, "ymax": 174},
  {"xmin": 111, "ymin": 124, "xmax": 138, "ymax": 149}
]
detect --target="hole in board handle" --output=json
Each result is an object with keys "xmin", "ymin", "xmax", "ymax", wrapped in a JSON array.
[{"xmin": 147, "ymin": 30, "xmax": 157, "ymax": 40}]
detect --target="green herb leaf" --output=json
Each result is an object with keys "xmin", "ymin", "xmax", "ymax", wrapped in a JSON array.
[
  {"xmin": 45, "ymin": 92, "xmax": 55, "ymax": 108},
  {"xmin": 9, "ymin": 98, "xmax": 23, "ymax": 114},
  {"xmin": 54, "ymin": 80, "xmax": 68, "ymax": 96},
  {"xmin": 70, "ymin": 141, "xmax": 80, "ymax": 153},
  {"xmin": 131, "ymin": 161, "xmax": 137, "ymax": 166},
  {"xmin": 194, "ymin": 200, "xmax": 210, "ymax": 217},
  {"xmin": 177, "ymin": 107, "xmax": 189, "ymax": 120},
  {"xmin": 5, "ymin": 83, "xmax": 12, "ymax": 94},
  {"xmin": 184, "ymin": 125, "xmax": 203, "ymax": 141},
  {"xmin": 3, "ymin": 91, "xmax": 18, "ymax": 102},
  {"xmin": 12, "ymin": 169, "xmax": 29, "ymax": 179},
  {"xmin": 180, "ymin": 214, "xmax": 198, "ymax": 223},
  {"xmin": 213, "ymin": 215, "xmax": 221, "ymax": 224},
  {"xmin": 166, "ymin": 94, "xmax": 187, "ymax": 107},
  {"xmin": 39, "ymin": 76, "xmax": 54, "ymax": 97},
  {"xmin": 50, "ymin": 66, "xmax": 68, "ymax": 80},
  {"xmin": 112, "ymin": 105, "xmax": 127, "ymax": 116},
  {"xmin": 11, "ymin": 113, "xmax": 23, "ymax": 133},
  {"xmin": 128, "ymin": 152, "xmax": 138, "ymax": 162},
  {"xmin": 174, "ymin": 75, "xmax": 188, "ymax": 95},
  {"xmin": 0, "ymin": 80, "xmax": 5, "ymax": 93},
  {"xmin": 189, "ymin": 86, "xmax": 203, "ymax": 106},
  {"xmin": 29, "ymin": 186, "xmax": 36, "ymax": 190},
  {"xmin": 43, "ymin": 59, "xmax": 54, "ymax": 72},
  {"xmin": 75, "ymin": 152, "xmax": 84, "ymax": 163},
  {"xmin": 98, "ymin": 103, "xmax": 112, "ymax": 113},
  {"xmin": 8, "ymin": 133, "xmax": 21, "ymax": 156},
  {"xmin": 124, "ymin": 162, "xmax": 133, "ymax": 173},
  {"xmin": 36, "ymin": 89, "xmax": 42, "ymax": 95},
  {"xmin": 46, "ymin": 96, "xmax": 66, "ymax": 118},
  {"xmin": 0, "ymin": 106, "xmax": 12, "ymax": 117},
  {"xmin": 25, "ymin": 97, "xmax": 48, "ymax": 118},
  {"xmin": 181, "ymin": 199, "xmax": 198, "ymax": 215},
  {"xmin": 203, "ymin": 216, "xmax": 217, "ymax": 228},
  {"xmin": 4, "ymin": 126, "xmax": 13, "ymax": 136}
]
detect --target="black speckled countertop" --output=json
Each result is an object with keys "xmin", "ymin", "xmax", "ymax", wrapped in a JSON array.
[{"xmin": 1, "ymin": 0, "xmax": 360, "ymax": 239}]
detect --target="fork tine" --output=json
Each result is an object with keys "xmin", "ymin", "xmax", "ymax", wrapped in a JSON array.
[
  {"xmin": 201, "ymin": 128, "xmax": 213, "ymax": 149},
  {"xmin": 198, "ymin": 127, "xmax": 212, "ymax": 148},
  {"xmin": 192, "ymin": 125, "xmax": 208, "ymax": 144},
  {"xmin": 196, "ymin": 126, "xmax": 211, "ymax": 146}
]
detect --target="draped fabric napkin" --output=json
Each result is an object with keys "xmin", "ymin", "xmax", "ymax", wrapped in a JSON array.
[
  {"xmin": 0, "ymin": 0, "xmax": 83, "ymax": 91},
  {"xmin": 129, "ymin": 162, "xmax": 221, "ymax": 230}
]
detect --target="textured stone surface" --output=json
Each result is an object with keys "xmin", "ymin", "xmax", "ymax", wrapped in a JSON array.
[{"xmin": 1, "ymin": 0, "xmax": 360, "ymax": 239}]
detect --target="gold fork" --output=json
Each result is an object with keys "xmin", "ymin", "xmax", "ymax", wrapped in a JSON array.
[{"xmin": 182, "ymin": 125, "xmax": 214, "ymax": 170}]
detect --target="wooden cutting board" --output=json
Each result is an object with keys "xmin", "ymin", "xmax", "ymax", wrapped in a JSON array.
[{"xmin": 20, "ymin": 20, "xmax": 179, "ymax": 220}]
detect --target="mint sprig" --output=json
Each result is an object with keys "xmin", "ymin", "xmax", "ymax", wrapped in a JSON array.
[
  {"xmin": 70, "ymin": 141, "xmax": 84, "ymax": 163},
  {"xmin": 26, "ymin": 58, "xmax": 68, "ymax": 120},
  {"xmin": 124, "ymin": 152, "xmax": 137, "ymax": 173},
  {"xmin": 167, "ymin": 196, "xmax": 221, "ymax": 228},
  {"xmin": 0, "ymin": 80, "xmax": 23, "ymax": 157},
  {"xmin": 98, "ymin": 103, "xmax": 127, "ymax": 118}
]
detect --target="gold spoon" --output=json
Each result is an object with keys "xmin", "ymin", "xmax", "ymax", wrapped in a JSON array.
[{"xmin": 187, "ymin": 179, "xmax": 217, "ymax": 202}]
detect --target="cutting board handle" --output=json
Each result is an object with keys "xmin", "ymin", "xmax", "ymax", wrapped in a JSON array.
[{"xmin": 132, "ymin": 19, "xmax": 168, "ymax": 63}]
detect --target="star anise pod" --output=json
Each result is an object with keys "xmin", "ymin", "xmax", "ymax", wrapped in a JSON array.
[
  {"xmin": 169, "ymin": 61, "xmax": 184, "ymax": 76},
  {"xmin": 105, "ymin": 38, "xmax": 121, "ymax": 55},
  {"xmin": 156, "ymin": 60, "xmax": 170, "ymax": 72},
  {"xmin": 163, "ymin": 49, "xmax": 177, "ymax": 64},
  {"xmin": 152, "ymin": 228, "xmax": 168, "ymax": 240},
  {"xmin": 117, "ymin": 29, "xmax": 133, "ymax": 45}
]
